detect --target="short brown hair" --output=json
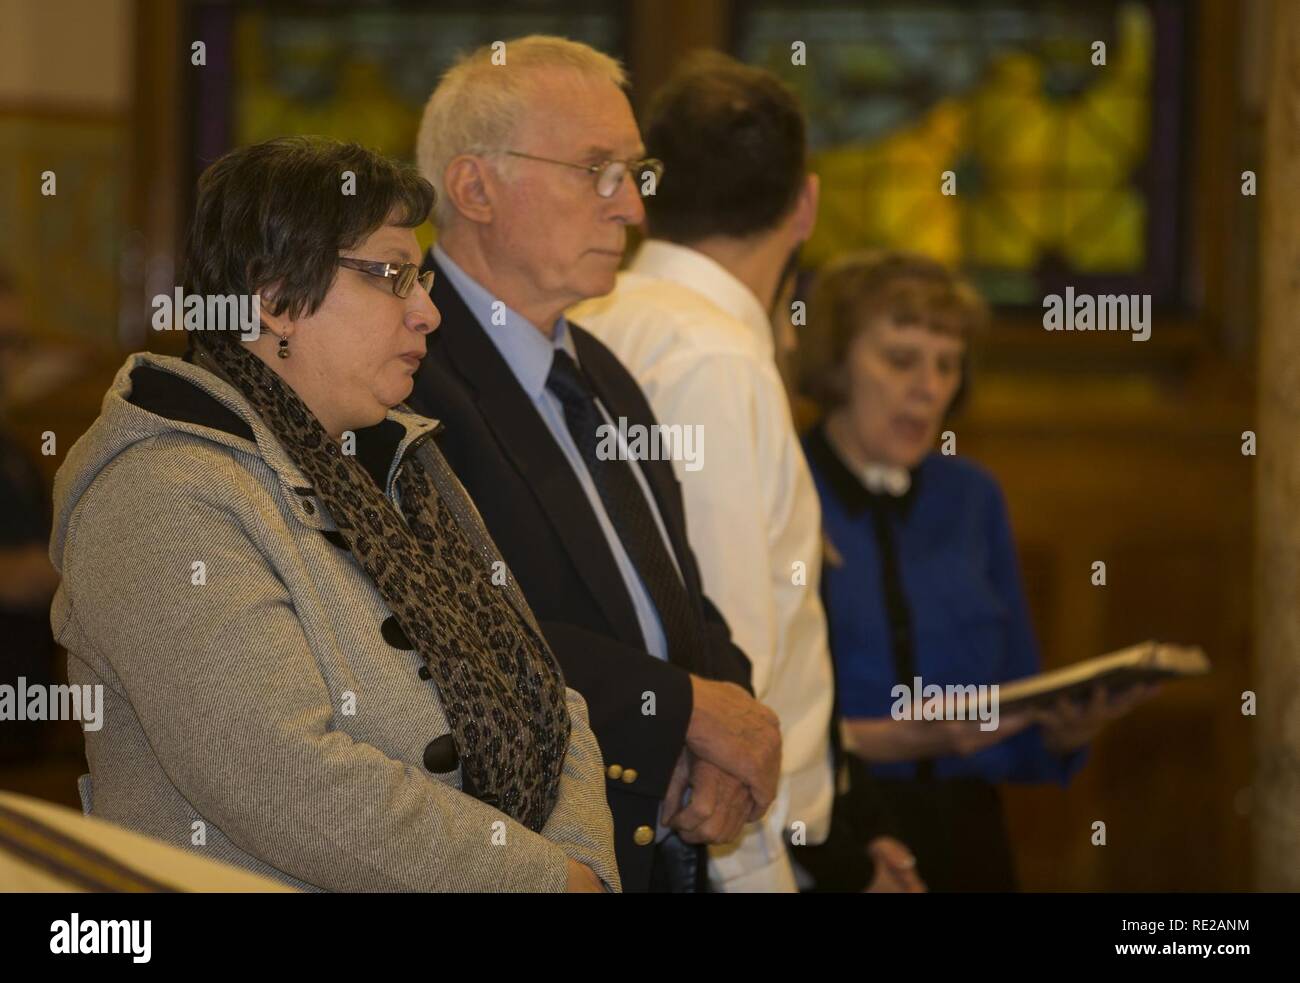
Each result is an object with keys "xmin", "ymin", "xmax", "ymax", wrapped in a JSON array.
[{"xmin": 799, "ymin": 250, "xmax": 989, "ymax": 412}]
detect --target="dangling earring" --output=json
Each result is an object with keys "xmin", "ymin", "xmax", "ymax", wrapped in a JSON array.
[{"xmin": 277, "ymin": 333, "xmax": 290, "ymax": 359}]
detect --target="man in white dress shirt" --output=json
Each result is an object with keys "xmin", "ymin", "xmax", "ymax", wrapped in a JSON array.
[{"xmin": 570, "ymin": 53, "xmax": 836, "ymax": 891}]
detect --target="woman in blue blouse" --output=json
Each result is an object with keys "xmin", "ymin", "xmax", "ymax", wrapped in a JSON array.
[{"xmin": 797, "ymin": 252, "xmax": 1153, "ymax": 891}]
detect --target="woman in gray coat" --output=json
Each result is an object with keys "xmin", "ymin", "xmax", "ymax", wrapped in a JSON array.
[{"xmin": 48, "ymin": 136, "xmax": 619, "ymax": 892}]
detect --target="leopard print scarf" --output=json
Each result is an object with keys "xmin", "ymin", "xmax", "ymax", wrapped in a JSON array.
[{"xmin": 191, "ymin": 336, "xmax": 570, "ymax": 833}]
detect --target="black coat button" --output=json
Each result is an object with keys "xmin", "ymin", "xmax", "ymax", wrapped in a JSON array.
[
  {"xmin": 382, "ymin": 615, "xmax": 414, "ymax": 649},
  {"xmin": 423, "ymin": 734, "xmax": 459, "ymax": 773},
  {"xmin": 417, "ymin": 665, "xmax": 432, "ymax": 680},
  {"xmin": 302, "ymin": 499, "xmax": 315, "ymax": 515}
]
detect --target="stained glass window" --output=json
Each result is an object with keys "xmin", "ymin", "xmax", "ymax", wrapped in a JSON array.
[
  {"xmin": 735, "ymin": 0, "xmax": 1187, "ymax": 307},
  {"xmin": 188, "ymin": 1, "xmax": 626, "ymax": 203}
]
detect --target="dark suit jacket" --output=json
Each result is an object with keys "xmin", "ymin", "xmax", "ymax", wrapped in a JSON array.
[{"xmin": 408, "ymin": 255, "xmax": 753, "ymax": 891}]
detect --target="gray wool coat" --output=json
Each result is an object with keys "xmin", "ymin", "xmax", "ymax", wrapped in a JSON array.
[{"xmin": 48, "ymin": 352, "xmax": 620, "ymax": 892}]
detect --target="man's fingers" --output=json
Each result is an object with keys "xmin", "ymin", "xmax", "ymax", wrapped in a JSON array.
[
  {"xmin": 661, "ymin": 752, "xmax": 691, "ymax": 822},
  {"xmin": 746, "ymin": 756, "xmax": 780, "ymax": 812},
  {"xmin": 717, "ymin": 792, "xmax": 750, "ymax": 844},
  {"xmin": 678, "ymin": 762, "xmax": 752, "ymax": 844},
  {"xmin": 730, "ymin": 738, "xmax": 780, "ymax": 807},
  {"xmin": 689, "ymin": 810, "xmax": 742, "ymax": 846},
  {"xmin": 676, "ymin": 825, "xmax": 709, "ymax": 845},
  {"xmin": 746, "ymin": 784, "xmax": 775, "ymax": 817},
  {"xmin": 670, "ymin": 794, "xmax": 710, "ymax": 836},
  {"xmin": 689, "ymin": 701, "xmax": 781, "ymax": 811},
  {"xmin": 678, "ymin": 802, "xmax": 743, "ymax": 845},
  {"xmin": 701, "ymin": 748, "xmax": 775, "ymax": 813},
  {"xmin": 670, "ymin": 763, "xmax": 720, "ymax": 835}
]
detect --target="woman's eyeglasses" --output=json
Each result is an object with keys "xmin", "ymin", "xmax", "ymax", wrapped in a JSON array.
[
  {"xmin": 337, "ymin": 258, "xmax": 435, "ymax": 298},
  {"xmin": 501, "ymin": 151, "xmax": 664, "ymax": 199}
]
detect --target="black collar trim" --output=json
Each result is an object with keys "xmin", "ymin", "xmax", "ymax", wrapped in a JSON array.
[
  {"xmin": 126, "ymin": 360, "xmax": 401, "ymax": 494},
  {"xmin": 804, "ymin": 421, "xmax": 921, "ymax": 519},
  {"xmin": 127, "ymin": 362, "xmax": 255, "ymax": 443}
]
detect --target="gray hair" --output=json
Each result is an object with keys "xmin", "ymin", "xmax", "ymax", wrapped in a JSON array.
[{"xmin": 416, "ymin": 35, "xmax": 628, "ymax": 227}]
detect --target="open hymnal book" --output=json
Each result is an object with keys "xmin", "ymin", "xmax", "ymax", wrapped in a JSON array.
[{"xmin": 993, "ymin": 641, "xmax": 1210, "ymax": 713}]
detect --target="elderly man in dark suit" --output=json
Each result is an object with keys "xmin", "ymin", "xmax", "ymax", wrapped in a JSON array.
[{"xmin": 410, "ymin": 35, "xmax": 781, "ymax": 892}]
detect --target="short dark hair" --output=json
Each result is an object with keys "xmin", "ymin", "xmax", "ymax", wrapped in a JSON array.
[
  {"xmin": 642, "ymin": 52, "xmax": 806, "ymax": 243},
  {"xmin": 182, "ymin": 136, "xmax": 434, "ymax": 345}
]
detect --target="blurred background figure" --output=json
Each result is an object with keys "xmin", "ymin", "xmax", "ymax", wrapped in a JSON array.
[
  {"xmin": 0, "ymin": 270, "xmax": 61, "ymax": 763},
  {"xmin": 798, "ymin": 252, "xmax": 1155, "ymax": 890}
]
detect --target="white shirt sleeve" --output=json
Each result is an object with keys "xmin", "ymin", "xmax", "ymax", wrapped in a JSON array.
[
  {"xmin": 640, "ymin": 352, "xmax": 782, "ymax": 694},
  {"xmin": 634, "ymin": 351, "xmax": 806, "ymax": 891},
  {"xmin": 575, "ymin": 272, "xmax": 835, "ymax": 890}
]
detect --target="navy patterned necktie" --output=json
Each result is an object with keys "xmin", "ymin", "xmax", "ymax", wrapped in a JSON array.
[{"xmin": 546, "ymin": 348, "xmax": 704, "ymax": 669}]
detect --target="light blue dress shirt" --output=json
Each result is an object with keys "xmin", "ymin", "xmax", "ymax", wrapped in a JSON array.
[{"xmin": 433, "ymin": 244, "xmax": 675, "ymax": 663}]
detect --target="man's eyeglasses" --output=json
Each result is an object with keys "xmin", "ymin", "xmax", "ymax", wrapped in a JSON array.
[
  {"xmin": 501, "ymin": 151, "xmax": 664, "ymax": 199},
  {"xmin": 337, "ymin": 258, "xmax": 434, "ymax": 298}
]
